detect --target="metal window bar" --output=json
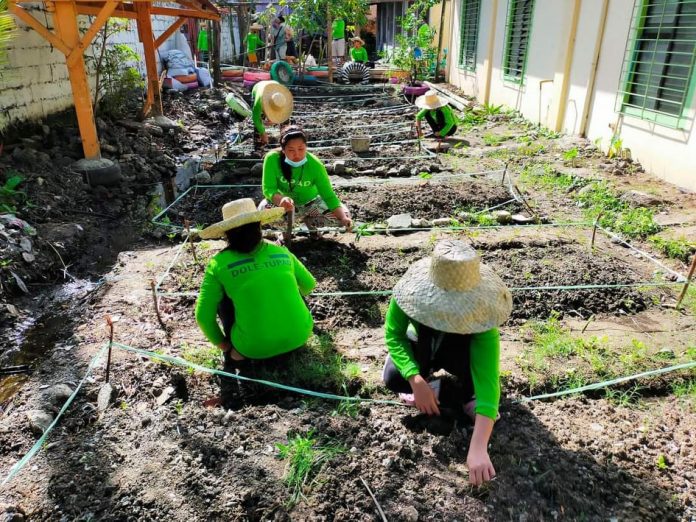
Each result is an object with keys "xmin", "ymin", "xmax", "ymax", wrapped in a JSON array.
[
  {"xmin": 502, "ymin": 0, "xmax": 535, "ymax": 83},
  {"xmin": 616, "ymin": 0, "xmax": 696, "ymax": 128},
  {"xmin": 458, "ymin": 0, "xmax": 481, "ymax": 71}
]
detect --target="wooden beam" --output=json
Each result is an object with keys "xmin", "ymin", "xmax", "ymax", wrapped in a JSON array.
[
  {"xmin": 9, "ymin": 3, "xmax": 70, "ymax": 55},
  {"xmin": 67, "ymin": 0, "xmax": 119, "ymax": 66},
  {"xmin": 52, "ymin": 0, "xmax": 101, "ymax": 159},
  {"xmin": 74, "ymin": 4, "xmax": 137, "ymax": 19},
  {"xmin": 150, "ymin": 5, "xmax": 219, "ymax": 21},
  {"xmin": 154, "ymin": 16, "xmax": 186, "ymax": 48},
  {"xmin": 135, "ymin": 2, "xmax": 163, "ymax": 117}
]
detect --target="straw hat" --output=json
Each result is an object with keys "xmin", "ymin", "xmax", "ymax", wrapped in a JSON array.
[
  {"xmin": 393, "ymin": 240, "xmax": 512, "ymax": 334},
  {"xmin": 199, "ymin": 198, "xmax": 285, "ymax": 239},
  {"xmin": 255, "ymin": 80, "xmax": 293, "ymax": 124},
  {"xmin": 250, "ymin": 23, "xmax": 263, "ymax": 31},
  {"xmin": 350, "ymin": 36, "xmax": 365, "ymax": 45},
  {"xmin": 415, "ymin": 90, "xmax": 447, "ymax": 110}
]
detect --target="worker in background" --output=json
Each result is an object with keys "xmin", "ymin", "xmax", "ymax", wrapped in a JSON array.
[
  {"xmin": 197, "ymin": 24, "xmax": 210, "ymax": 63},
  {"xmin": 250, "ymin": 80, "xmax": 293, "ymax": 148},
  {"xmin": 382, "ymin": 240, "xmax": 512, "ymax": 486},
  {"xmin": 284, "ymin": 23, "xmax": 298, "ymax": 64},
  {"xmin": 273, "ymin": 16, "xmax": 288, "ymax": 61},
  {"xmin": 244, "ymin": 23, "xmax": 264, "ymax": 66},
  {"xmin": 349, "ymin": 36, "xmax": 368, "ymax": 63},
  {"xmin": 415, "ymin": 90, "xmax": 457, "ymax": 140},
  {"xmin": 332, "ymin": 18, "xmax": 346, "ymax": 66},
  {"xmin": 195, "ymin": 198, "xmax": 316, "ymax": 408}
]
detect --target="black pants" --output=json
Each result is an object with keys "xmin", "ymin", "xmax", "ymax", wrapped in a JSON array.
[
  {"xmin": 424, "ymin": 111, "xmax": 457, "ymax": 137},
  {"xmin": 383, "ymin": 326, "xmax": 474, "ymax": 404}
]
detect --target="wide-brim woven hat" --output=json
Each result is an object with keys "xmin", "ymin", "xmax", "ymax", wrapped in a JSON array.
[
  {"xmin": 393, "ymin": 240, "xmax": 512, "ymax": 334},
  {"xmin": 250, "ymin": 23, "xmax": 263, "ymax": 31},
  {"xmin": 415, "ymin": 90, "xmax": 447, "ymax": 110},
  {"xmin": 350, "ymin": 36, "xmax": 365, "ymax": 45},
  {"xmin": 199, "ymin": 198, "xmax": 285, "ymax": 239},
  {"xmin": 255, "ymin": 80, "xmax": 293, "ymax": 124}
]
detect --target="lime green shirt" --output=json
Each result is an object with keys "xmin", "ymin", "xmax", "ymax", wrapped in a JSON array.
[
  {"xmin": 332, "ymin": 19, "xmax": 345, "ymax": 39},
  {"xmin": 384, "ymin": 299, "xmax": 501, "ymax": 419},
  {"xmin": 416, "ymin": 105, "xmax": 457, "ymax": 138},
  {"xmin": 350, "ymin": 46, "xmax": 368, "ymax": 63},
  {"xmin": 262, "ymin": 151, "xmax": 341, "ymax": 210},
  {"xmin": 245, "ymin": 32, "xmax": 263, "ymax": 53},
  {"xmin": 198, "ymin": 28, "xmax": 210, "ymax": 52},
  {"xmin": 195, "ymin": 241, "xmax": 316, "ymax": 358},
  {"xmin": 251, "ymin": 82, "xmax": 265, "ymax": 135}
]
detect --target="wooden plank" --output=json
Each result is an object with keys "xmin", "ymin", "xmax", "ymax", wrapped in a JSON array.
[
  {"xmin": 74, "ymin": 4, "xmax": 137, "ymax": 19},
  {"xmin": 67, "ymin": 0, "xmax": 119, "ymax": 66},
  {"xmin": 150, "ymin": 6, "xmax": 219, "ymax": 21}
]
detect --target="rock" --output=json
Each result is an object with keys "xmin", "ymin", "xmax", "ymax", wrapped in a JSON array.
[
  {"xmin": 411, "ymin": 218, "xmax": 431, "ymax": 228},
  {"xmin": 333, "ymin": 161, "xmax": 346, "ymax": 176},
  {"xmin": 612, "ymin": 168, "xmax": 624, "ymax": 176},
  {"xmin": 511, "ymin": 213, "xmax": 535, "ymax": 224},
  {"xmin": 456, "ymin": 211, "xmax": 472, "ymax": 221},
  {"xmin": 431, "ymin": 217, "xmax": 451, "ymax": 227},
  {"xmin": 331, "ymin": 146, "xmax": 344, "ymax": 155},
  {"xmin": 150, "ymin": 115, "xmax": 181, "ymax": 131},
  {"xmin": 156, "ymin": 386, "xmax": 176, "ymax": 406},
  {"xmin": 45, "ymin": 384, "xmax": 74, "ymax": 407},
  {"xmin": 119, "ymin": 120, "xmax": 144, "ymax": 132},
  {"xmin": 375, "ymin": 165, "xmax": 388, "ymax": 176},
  {"xmin": 387, "ymin": 167, "xmax": 399, "ymax": 176},
  {"xmin": 402, "ymin": 505, "xmax": 419, "ymax": 522},
  {"xmin": 97, "ymin": 383, "xmax": 117, "ymax": 412},
  {"xmin": 577, "ymin": 185, "xmax": 594, "ymax": 198},
  {"xmin": 493, "ymin": 210, "xmax": 513, "ymax": 224},
  {"xmin": 381, "ymin": 457, "xmax": 394, "ymax": 469},
  {"xmin": 143, "ymin": 123, "xmax": 165, "ymax": 137},
  {"xmin": 37, "ymin": 223, "xmax": 84, "ymax": 244},
  {"xmin": 386, "ymin": 214, "xmax": 412, "ymax": 229},
  {"xmin": 27, "ymin": 410, "xmax": 54, "ymax": 435},
  {"xmin": 194, "ymin": 170, "xmax": 211, "ymax": 183},
  {"xmin": 19, "ymin": 238, "xmax": 32, "ymax": 253},
  {"xmin": 250, "ymin": 162, "xmax": 263, "ymax": 176},
  {"xmin": 101, "ymin": 143, "xmax": 118, "ymax": 154},
  {"xmin": 621, "ymin": 190, "xmax": 664, "ymax": 207}
]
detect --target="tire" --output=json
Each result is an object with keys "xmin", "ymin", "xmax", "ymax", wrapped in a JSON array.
[
  {"xmin": 340, "ymin": 62, "xmax": 370, "ymax": 85},
  {"xmin": 73, "ymin": 159, "xmax": 122, "ymax": 187},
  {"xmin": 243, "ymin": 70, "xmax": 271, "ymax": 82},
  {"xmin": 270, "ymin": 61, "xmax": 295, "ymax": 85}
]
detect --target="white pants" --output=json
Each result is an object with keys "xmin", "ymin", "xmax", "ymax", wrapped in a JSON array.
[{"xmin": 332, "ymin": 38, "xmax": 345, "ymax": 58}]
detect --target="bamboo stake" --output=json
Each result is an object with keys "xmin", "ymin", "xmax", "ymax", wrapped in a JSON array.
[
  {"xmin": 105, "ymin": 315, "xmax": 114, "ymax": 383},
  {"xmin": 184, "ymin": 219, "xmax": 201, "ymax": 268},
  {"xmin": 284, "ymin": 209, "xmax": 294, "ymax": 246},
  {"xmin": 500, "ymin": 161, "xmax": 509, "ymax": 187},
  {"xmin": 359, "ymin": 477, "xmax": 387, "ymax": 522},
  {"xmin": 590, "ymin": 212, "xmax": 604, "ymax": 251},
  {"xmin": 512, "ymin": 183, "xmax": 539, "ymax": 222},
  {"xmin": 676, "ymin": 254, "xmax": 696, "ymax": 310},
  {"xmin": 150, "ymin": 280, "xmax": 168, "ymax": 332}
]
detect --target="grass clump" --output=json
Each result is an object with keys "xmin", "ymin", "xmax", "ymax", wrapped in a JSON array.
[
  {"xmin": 181, "ymin": 343, "xmax": 222, "ymax": 372},
  {"xmin": 520, "ymin": 163, "xmax": 579, "ymax": 192},
  {"xmin": 649, "ymin": 236, "xmax": 696, "ymax": 263},
  {"xmin": 277, "ymin": 431, "xmax": 345, "ymax": 505},
  {"xmin": 482, "ymin": 133, "xmax": 510, "ymax": 147}
]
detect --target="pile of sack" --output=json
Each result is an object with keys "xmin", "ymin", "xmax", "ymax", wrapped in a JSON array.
[{"xmin": 161, "ymin": 50, "xmax": 212, "ymax": 91}]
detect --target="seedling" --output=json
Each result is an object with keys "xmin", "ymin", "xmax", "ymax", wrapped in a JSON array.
[
  {"xmin": 562, "ymin": 147, "xmax": 579, "ymax": 167},
  {"xmin": 656, "ymin": 454, "xmax": 669, "ymax": 470}
]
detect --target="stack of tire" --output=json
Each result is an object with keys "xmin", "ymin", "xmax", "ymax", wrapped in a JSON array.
[
  {"xmin": 340, "ymin": 62, "xmax": 370, "ymax": 85},
  {"xmin": 172, "ymin": 73, "xmax": 199, "ymax": 90},
  {"xmin": 221, "ymin": 66, "xmax": 244, "ymax": 83},
  {"xmin": 243, "ymin": 70, "xmax": 271, "ymax": 88},
  {"xmin": 307, "ymin": 66, "xmax": 329, "ymax": 79}
]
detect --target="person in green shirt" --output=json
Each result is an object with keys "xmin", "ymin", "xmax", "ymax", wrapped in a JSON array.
[
  {"xmin": 415, "ymin": 90, "xmax": 458, "ymax": 139},
  {"xmin": 332, "ymin": 19, "xmax": 346, "ymax": 65},
  {"xmin": 250, "ymin": 80, "xmax": 293, "ymax": 147},
  {"xmin": 244, "ymin": 23, "xmax": 264, "ymax": 65},
  {"xmin": 258, "ymin": 125, "xmax": 352, "ymax": 233},
  {"xmin": 195, "ymin": 198, "xmax": 316, "ymax": 405},
  {"xmin": 382, "ymin": 240, "xmax": 512, "ymax": 486},
  {"xmin": 197, "ymin": 26, "xmax": 210, "ymax": 63},
  {"xmin": 349, "ymin": 36, "xmax": 368, "ymax": 63}
]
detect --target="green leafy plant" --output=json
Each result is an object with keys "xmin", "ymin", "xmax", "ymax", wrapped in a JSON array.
[
  {"xmin": 482, "ymin": 133, "xmax": 509, "ymax": 147},
  {"xmin": 607, "ymin": 135, "xmax": 623, "ymax": 159},
  {"xmin": 481, "ymin": 103, "xmax": 504, "ymax": 115},
  {"xmin": 0, "ymin": 172, "xmax": 26, "ymax": 213},
  {"xmin": 418, "ymin": 171, "xmax": 433, "ymax": 179},
  {"xmin": 562, "ymin": 147, "xmax": 579, "ymax": 167},
  {"xmin": 181, "ymin": 343, "xmax": 222, "ymax": 372},
  {"xmin": 648, "ymin": 236, "xmax": 696, "ymax": 263},
  {"xmin": 656, "ymin": 454, "xmax": 669, "ymax": 470}
]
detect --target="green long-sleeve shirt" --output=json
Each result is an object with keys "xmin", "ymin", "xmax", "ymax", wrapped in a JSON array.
[
  {"xmin": 245, "ymin": 32, "xmax": 263, "ymax": 53},
  {"xmin": 332, "ymin": 19, "xmax": 345, "ymax": 39},
  {"xmin": 350, "ymin": 46, "xmax": 368, "ymax": 63},
  {"xmin": 262, "ymin": 151, "xmax": 341, "ymax": 210},
  {"xmin": 251, "ymin": 82, "xmax": 265, "ymax": 135},
  {"xmin": 195, "ymin": 241, "xmax": 316, "ymax": 358},
  {"xmin": 384, "ymin": 298, "xmax": 501, "ymax": 419},
  {"xmin": 416, "ymin": 105, "xmax": 456, "ymax": 138}
]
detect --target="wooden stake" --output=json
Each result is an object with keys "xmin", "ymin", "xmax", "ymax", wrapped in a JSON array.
[
  {"xmin": 676, "ymin": 254, "xmax": 696, "ymax": 310},
  {"xmin": 284, "ymin": 209, "xmax": 294, "ymax": 246},
  {"xmin": 105, "ymin": 315, "xmax": 114, "ymax": 383},
  {"xmin": 184, "ymin": 219, "xmax": 200, "ymax": 267},
  {"xmin": 150, "ymin": 280, "xmax": 168, "ymax": 332},
  {"xmin": 512, "ymin": 183, "xmax": 539, "ymax": 222},
  {"xmin": 590, "ymin": 212, "xmax": 604, "ymax": 251},
  {"xmin": 359, "ymin": 477, "xmax": 387, "ymax": 522},
  {"xmin": 501, "ymin": 161, "xmax": 509, "ymax": 187}
]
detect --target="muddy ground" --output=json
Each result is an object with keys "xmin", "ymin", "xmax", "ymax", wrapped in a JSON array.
[{"xmin": 1, "ymin": 84, "xmax": 695, "ymax": 521}]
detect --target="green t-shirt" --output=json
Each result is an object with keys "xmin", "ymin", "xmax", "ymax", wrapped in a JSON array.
[
  {"xmin": 195, "ymin": 241, "xmax": 316, "ymax": 358},
  {"xmin": 384, "ymin": 298, "xmax": 501, "ymax": 419},
  {"xmin": 417, "ymin": 23, "xmax": 432, "ymax": 48},
  {"xmin": 251, "ymin": 82, "xmax": 265, "ymax": 134},
  {"xmin": 262, "ymin": 151, "xmax": 341, "ymax": 210},
  {"xmin": 198, "ymin": 28, "xmax": 210, "ymax": 52},
  {"xmin": 350, "ymin": 46, "xmax": 368, "ymax": 63},
  {"xmin": 416, "ymin": 104, "xmax": 457, "ymax": 137},
  {"xmin": 332, "ymin": 19, "xmax": 345, "ymax": 39},
  {"xmin": 245, "ymin": 32, "xmax": 263, "ymax": 53}
]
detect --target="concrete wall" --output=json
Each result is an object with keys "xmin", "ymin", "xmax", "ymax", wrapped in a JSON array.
[
  {"xmin": 0, "ymin": 6, "xmax": 179, "ymax": 130},
  {"xmin": 446, "ymin": 0, "xmax": 696, "ymax": 192}
]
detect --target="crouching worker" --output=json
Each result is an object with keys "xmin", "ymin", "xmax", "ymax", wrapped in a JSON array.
[
  {"xmin": 382, "ymin": 240, "xmax": 512, "ymax": 485},
  {"xmin": 252, "ymin": 80, "xmax": 293, "ymax": 147},
  {"xmin": 195, "ymin": 198, "xmax": 316, "ymax": 406},
  {"xmin": 259, "ymin": 125, "xmax": 352, "ymax": 234},
  {"xmin": 415, "ymin": 90, "xmax": 457, "ymax": 140}
]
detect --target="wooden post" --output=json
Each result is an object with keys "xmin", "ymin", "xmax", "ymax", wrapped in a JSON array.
[
  {"xmin": 676, "ymin": 254, "xmax": 696, "ymax": 310},
  {"xmin": 433, "ymin": 0, "xmax": 447, "ymax": 80},
  {"xmin": 52, "ymin": 0, "xmax": 101, "ymax": 160},
  {"xmin": 327, "ymin": 8, "xmax": 333, "ymax": 82},
  {"xmin": 135, "ymin": 2, "xmax": 163, "ymax": 117},
  {"xmin": 212, "ymin": 20, "xmax": 222, "ymax": 85}
]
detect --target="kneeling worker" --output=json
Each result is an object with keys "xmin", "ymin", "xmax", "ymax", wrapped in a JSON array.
[{"xmin": 415, "ymin": 90, "xmax": 457, "ymax": 140}]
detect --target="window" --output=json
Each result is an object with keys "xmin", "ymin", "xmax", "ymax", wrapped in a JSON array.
[
  {"xmin": 458, "ymin": 0, "xmax": 482, "ymax": 71},
  {"xmin": 618, "ymin": 0, "xmax": 696, "ymax": 128},
  {"xmin": 502, "ymin": 0, "xmax": 535, "ymax": 83}
]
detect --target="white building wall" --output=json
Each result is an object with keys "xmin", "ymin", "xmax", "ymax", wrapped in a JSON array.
[{"xmin": 446, "ymin": 0, "xmax": 696, "ymax": 192}]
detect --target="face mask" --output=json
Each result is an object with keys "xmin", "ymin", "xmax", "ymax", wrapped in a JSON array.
[{"xmin": 284, "ymin": 157, "xmax": 307, "ymax": 168}]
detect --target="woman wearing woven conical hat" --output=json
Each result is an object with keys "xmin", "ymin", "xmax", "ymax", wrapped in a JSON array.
[
  {"xmin": 251, "ymin": 80, "xmax": 293, "ymax": 148},
  {"xmin": 195, "ymin": 198, "xmax": 316, "ymax": 406},
  {"xmin": 382, "ymin": 240, "xmax": 512, "ymax": 485},
  {"xmin": 414, "ymin": 90, "xmax": 457, "ymax": 139}
]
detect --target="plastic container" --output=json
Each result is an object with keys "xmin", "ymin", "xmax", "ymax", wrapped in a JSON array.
[{"xmin": 351, "ymin": 136, "xmax": 371, "ymax": 153}]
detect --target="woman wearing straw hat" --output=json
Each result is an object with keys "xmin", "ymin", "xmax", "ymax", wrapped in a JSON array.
[
  {"xmin": 259, "ymin": 125, "xmax": 352, "ymax": 234},
  {"xmin": 382, "ymin": 240, "xmax": 512, "ymax": 485},
  {"xmin": 349, "ymin": 36, "xmax": 368, "ymax": 63},
  {"xmin": 195, "ymin": 198, "xmax": 316, "ymax": 403},
  {"xmin": 244, "ymin": 23, "xmax": 264, "ymax": 66},
  {"xmin": 415, "ymin": 90, "xmax": 457, "ymax": 139},
  {"xmin": 251, "ymin": 80, "xmax": 293, "ymax": 147}
]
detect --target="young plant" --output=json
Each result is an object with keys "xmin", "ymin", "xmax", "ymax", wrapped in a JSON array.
[
  {"xmin": 648, "ymin": 236, "xmax": 696, "ymax": 263},
  {"xmin": 0, "ymin": 172, "xmax": 26, "ymax": 213},
  {"xmin": 562, "ymin": 147, "xmax": 579, "ymax": 167}
]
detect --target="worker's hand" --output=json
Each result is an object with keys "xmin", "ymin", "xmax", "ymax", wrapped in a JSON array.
[
  {"xmin": 279, "ymin": 197, "xmax": 295, "ymax": 212},
  {"xmin": 340, "ymin": 216, "xmax": 353, "ymax": 231},
  {"xmin": 466, "ymin": 446, "xmax": 496, "ymax": 486},
  {"xmin": 259, "ymin": 132, "xmax": 269, "ymax": 145},
  {"xmin": 408, "ymin": 374, "xmax": 440, "ymax": 416}
]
